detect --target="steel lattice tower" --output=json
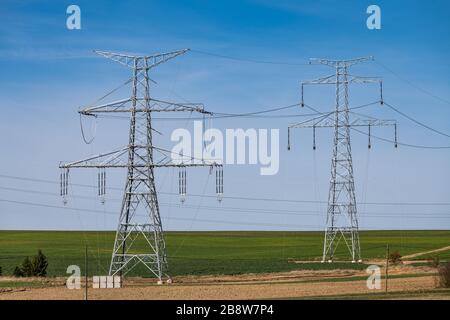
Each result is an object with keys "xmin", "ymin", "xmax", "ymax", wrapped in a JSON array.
[
  {"xmin": 288, "ymin": 57, "xmax": 397, "ymax": 262},
  {"xmin": 60, "ymin": 49, "xmax": 223, "ymax": 281}
]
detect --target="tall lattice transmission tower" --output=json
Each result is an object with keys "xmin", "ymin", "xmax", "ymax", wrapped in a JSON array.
[
  {"xmin": 59, "ymin": 49, "xmax": 223, "ymax": 282},
  {"xmin": 288, "ymin": 57, "xmax": 397, "ymax": 263}
]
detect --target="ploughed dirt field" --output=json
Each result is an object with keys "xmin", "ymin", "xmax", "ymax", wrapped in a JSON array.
[{"xmin": 1, "ymin": 263, "xmax": 449, "ymax": 300}]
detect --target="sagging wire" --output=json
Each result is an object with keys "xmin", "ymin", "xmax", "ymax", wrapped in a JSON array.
[
  {"xmin": 79, "ymin": 113, "xmax": 97, "ymax": 145},
  {"xmin": 384, "ymin": 101, "xmax": 450, "ymax": 139},
  {"xmin": 78, "ymin": 77, "xmax": 133, "ymax": 144},
  {"xmin": 190, "ymin": 49, "xmax": 309, "ymax": 66}
]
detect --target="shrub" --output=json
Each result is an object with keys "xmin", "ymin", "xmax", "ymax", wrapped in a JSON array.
[
  {"xmin": 437, "ymin": 262, "xmax": 450, "ymax": 288},
  {"xmin": 21, "ymin": 256, "xmax": 34, "ymax": 277},
  {"xmin": 12, "ymin": 249, "xmax": 49, "ymax": 277},
  {"xmin": 31, "ymin": 250, "xmax": 48, "ymax": 277},
  {"xmin": 388, "ymin": 251, "xmax": 402, "ymax": 264},
  {"xmin": 13, "ymin": 266, "xmax": 24, "ymax": 277}
]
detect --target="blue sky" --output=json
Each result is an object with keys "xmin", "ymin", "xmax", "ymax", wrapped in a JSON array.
[{"xmin": 0, "ymin": 0, "xmax": 449, "ymax": 231}]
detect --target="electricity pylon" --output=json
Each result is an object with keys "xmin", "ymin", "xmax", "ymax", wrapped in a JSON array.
[
  {"xmin": 288, "ymin": 57, "xmax": 397, "ymax": 263},
  {"xmin": 59, "ymin": 49, "xmax": 223, "ymax": 282}
]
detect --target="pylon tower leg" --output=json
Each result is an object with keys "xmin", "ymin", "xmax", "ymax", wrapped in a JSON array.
[{"xmin": 108, "ymin": 163, "xmax": 168, "ymax": 279}]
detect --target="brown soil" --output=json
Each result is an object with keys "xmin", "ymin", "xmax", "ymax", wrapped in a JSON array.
[
  {"xmin": 0, "ymin": 276, "xmax": 439, "ymax": 300},
  {"xmin": 0, "ymin": 265, "xmax": 447, "ymax": 300}
]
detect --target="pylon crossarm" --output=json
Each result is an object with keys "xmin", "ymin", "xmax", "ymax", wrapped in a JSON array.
[
  {"xmin": 155, "ymin": 153, "xmax": 222, "ymax": 168},
  {"xmin": 61, "ymin": 162, "xmax": 220, "ymax": 169},
  {"xmin": 79, "ymin": 98, "xmax": 132, "ymax": 115},
  {"xmin": 302, "ymin": 75, "xmax": 380, "ymax": 85},
  {"xmin": 302, "ymin": 74, "xmax": 336, "ymax": 85},
  {"xmin": 94, "ymin": 51, "xmax": 137, "ymax": 68},
  {"xmin": 79, "ymin": 98, "xmax": 212, "ymax": 115},
  {"xmin": 289, "ymin": 112, "xmax": 333, "ymax": 128},
  {"xmin": 143, "ymin": 49, "xmax": 190, "ymax": 69},
  {"xmin": 152, "ymin": 146, "xmax": 222, "ymax": 167},
  {"xmin": 346, "ymin": 75, "xmax": 380, "ymax": 84},
  {"xmin": 149, "ymin": 99, "xmax": 212, "ymax": 115},
  {"xmin": 296, "ymin": 119, "xmax": 396, "ymax": 128},
  {"xmin": 309, "ymin": 56, "xmax": 373, "ymax": 67},
  {"xmin": 349, "ymin": 118, "xmax": 396, "ymax": 127},
  {"xmin": 59, "ymin": 143, "xmax": 221, "ymax": 169},
  {"xmin": 94, "ymin": 49, "xmax": 189, "ymax": 69},
  {"xmin": 289, "ymin": 115, "xmax": 395, "ymax": 129},
  {"xmin": 59, "ymin": 147, "xmax": 129, "ymax": 169}
]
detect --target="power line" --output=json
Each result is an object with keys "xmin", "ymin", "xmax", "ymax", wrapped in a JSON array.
[
  {"xmin": 1, "ymin": 185, "xmax": 449, "ymax": 218},
  {"xmin": 384, "ymin": 101, "xmax": 450, "ymax": 138},
  {"xmin": 303, "ymin": 102, "xmax": 450, "ymax": 149},
  {"xmin": 0, "ymin": 198, "xmax": 322, "ymax": 229},
  {"xmin": 96, "ymin": 102, "xmax": 303, "ymax": 121},
  {"xmin": 97, "ymin": 101, "xmax": 380, "ymax": 122},
  {"xmin": 215, "ymin": 103, "xmax": 301, "ymax": 117},
  {"xmin": 191, "ymin": 51, "xmax": 450, "ymax": 107},
  {"xmin": 189, "ymin": 50, "xmax": 450, "ymax": 110},
  {"xmin": 2, "ymin": 173, "xmax": 450, "ymax": 206},
  {"xmin": 351, "ymin": 126, "xmax": 450, "ymax": 149},
  {"xmin": 191, "ymin": 49, "xmax": 310, "ymax": 66},
  {"xmin": 374, "ymin": 60, "xmax": 450, "ymax": 105}
]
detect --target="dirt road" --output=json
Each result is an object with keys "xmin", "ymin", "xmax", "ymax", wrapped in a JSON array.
[{"xmin": 401, "ymin": 246, "xmax": 450, "ymax": 260}]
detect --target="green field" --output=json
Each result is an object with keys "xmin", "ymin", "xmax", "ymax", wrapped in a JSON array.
[{"xmin": 0, "ymin": 230, "xmax": 449, "ymax": 277}]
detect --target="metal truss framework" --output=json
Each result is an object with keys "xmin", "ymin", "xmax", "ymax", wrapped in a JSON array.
[
  {"xmin": 289, "ymin": 57, "xmax": 396, "ymax": 263},
  {"xmin": 60, "ymin": 49, "xmax": 222, "ymax": 281}
]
